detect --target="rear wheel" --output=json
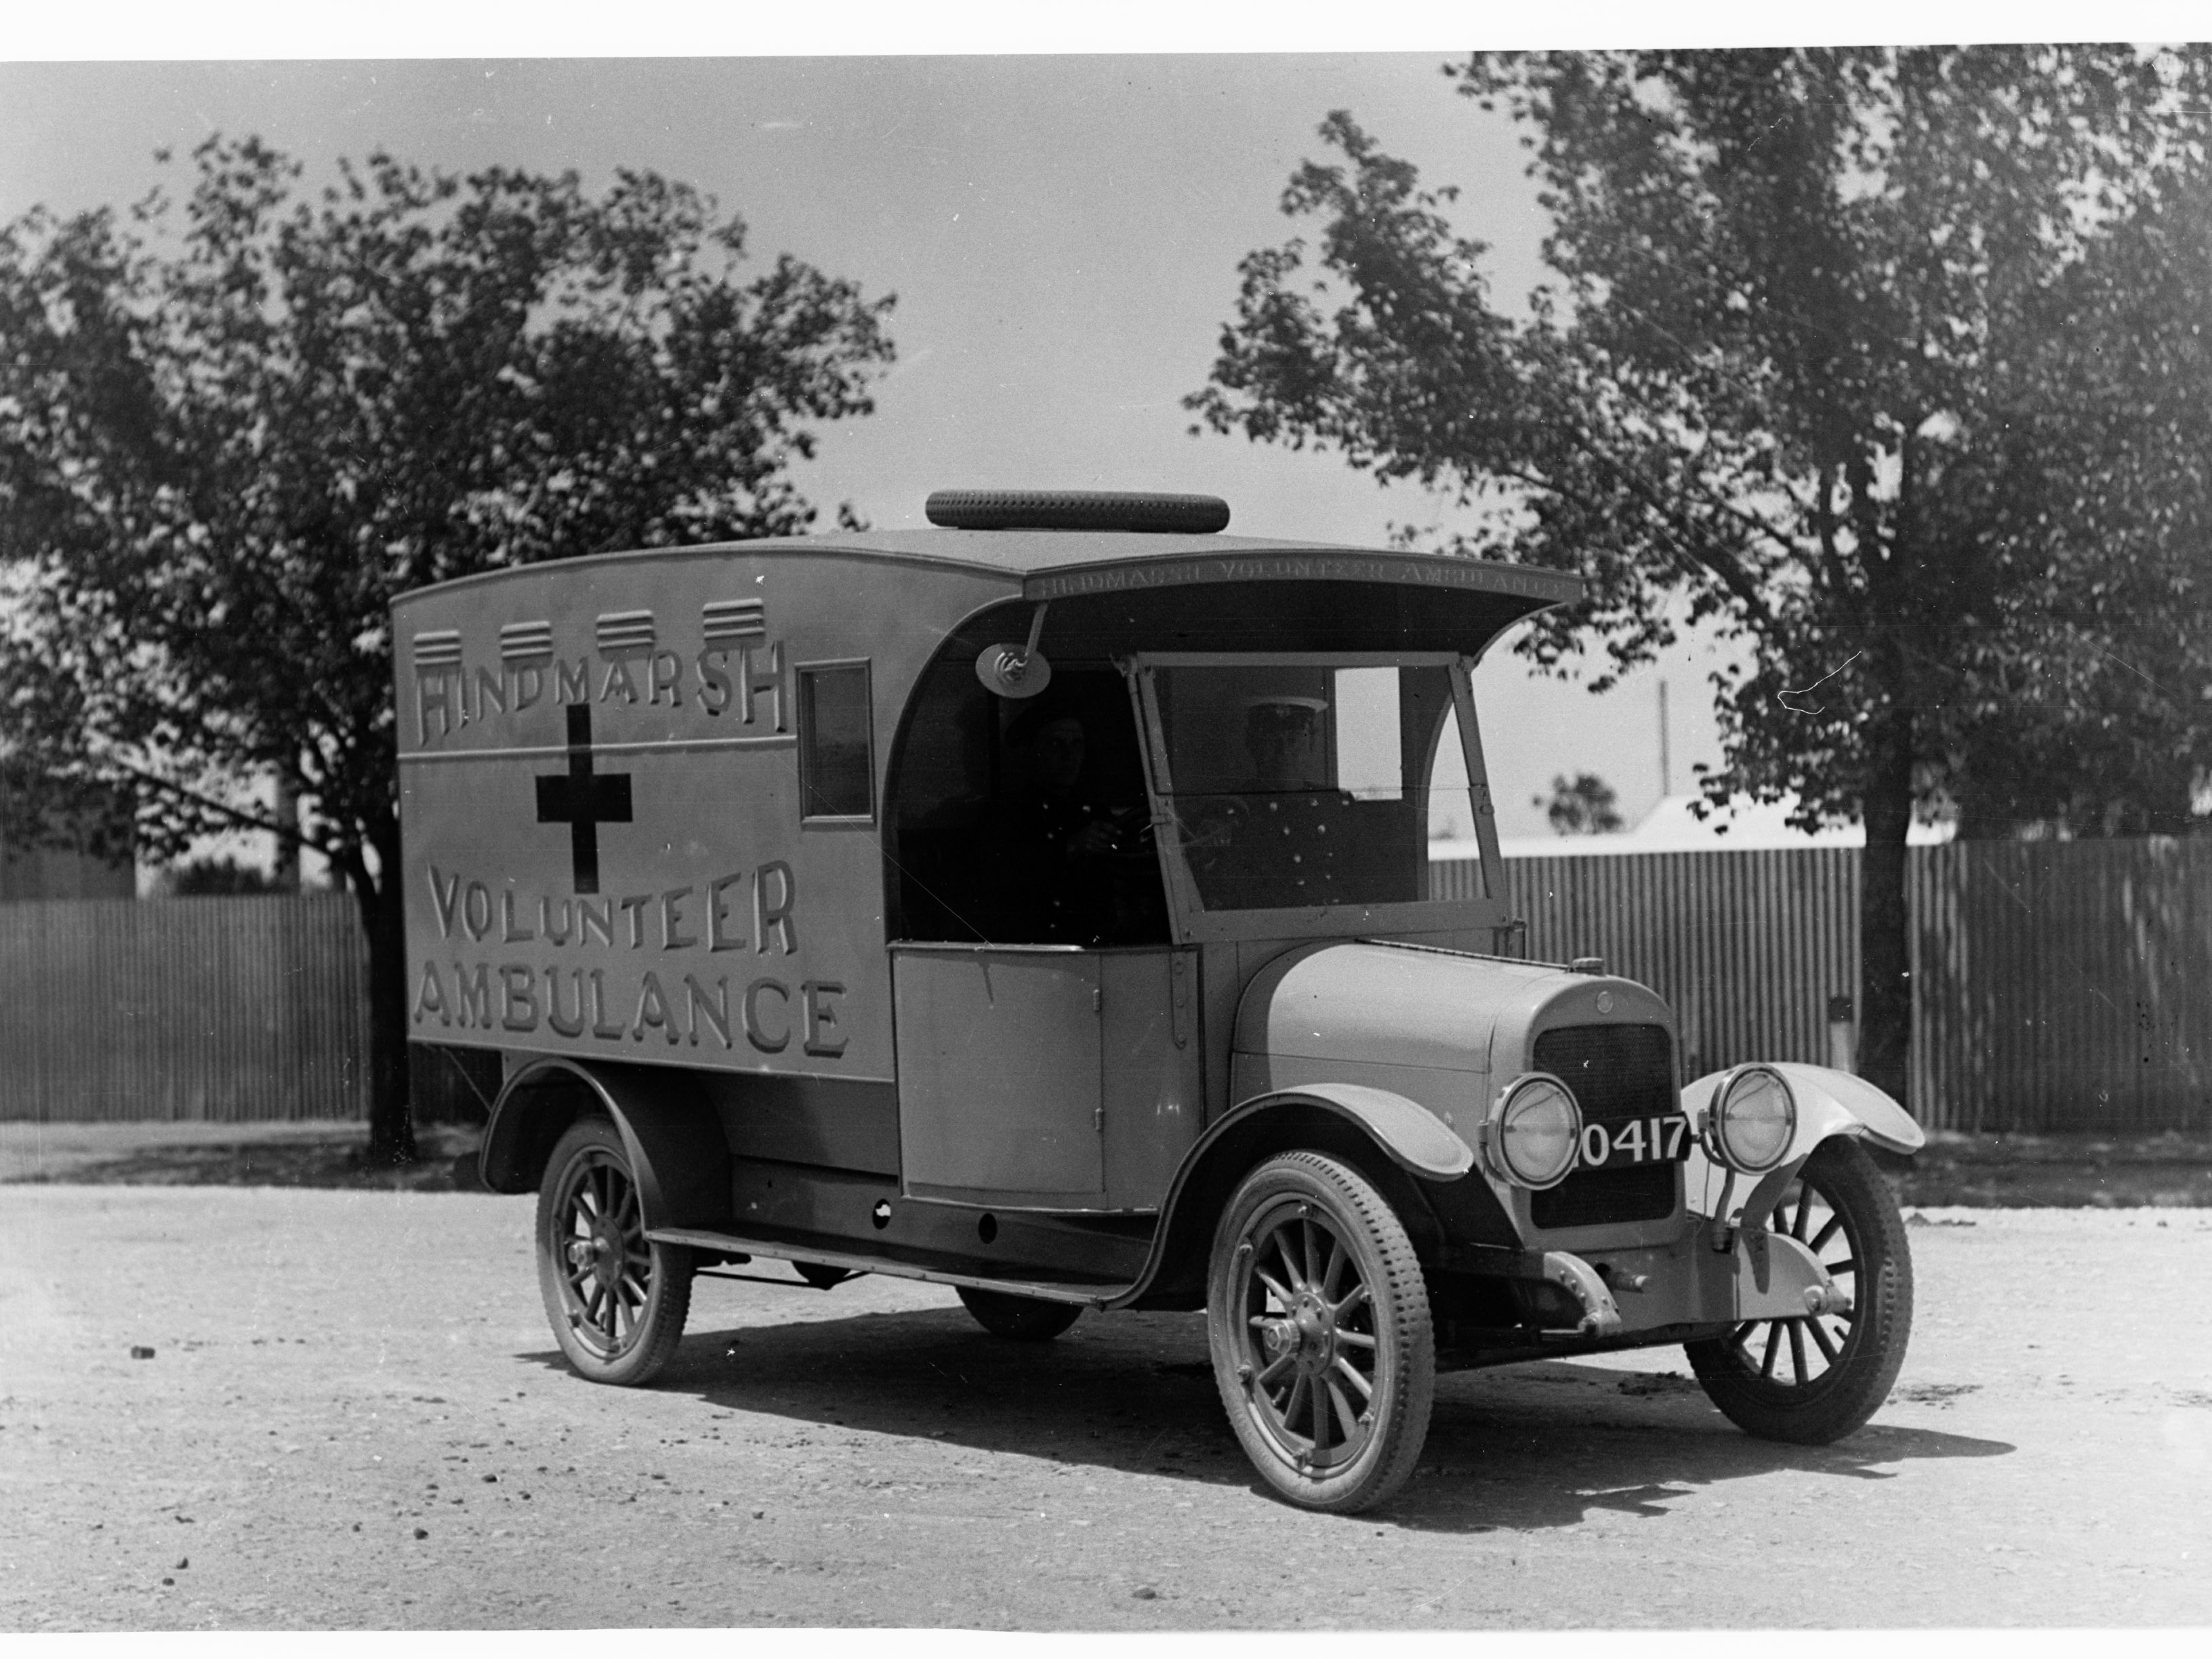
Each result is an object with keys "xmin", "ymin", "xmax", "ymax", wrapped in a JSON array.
[
  {"xmin": 1208, "ymin": 1152, "xmax": 1434, "ymax": 1513},
  {"xmin": 535, "ymin": 1118, "xmax": 694, "ymax": 1386},
  {"xmin": 1686, "ymin": 1136, "xmax": 1912, "ymax": 1443},
  {"xmin": 956, "ymin": 1286, "xmax": 1084, "ymax": 1340}
]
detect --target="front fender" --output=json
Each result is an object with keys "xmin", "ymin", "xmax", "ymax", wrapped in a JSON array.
[
  {"xmin": 1681, "ymin": 1061, "xmax": 1922, "ymax": 1219},
  {"xmin": 1107, "ymin": 1084, "xmax": 1479, "ymax": 1311},
  {"xmin": 480, "ymin": 1057, "xmax": 731, "ymax": 1234},
  {"xmin": 1224, "ymin": 1083, "xmax": 1477, "ymax": 1180}
]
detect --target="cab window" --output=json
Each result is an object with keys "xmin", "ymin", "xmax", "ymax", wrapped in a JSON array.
[
  {"xmin": 888, "ymin": 663, "xmax": 1168, "ymax": 947},
  {"xmin": 1148, "ymin": 661, "xmax": 1477, "ymax": 910}
]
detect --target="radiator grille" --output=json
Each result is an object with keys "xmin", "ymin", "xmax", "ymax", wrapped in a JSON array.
[{"xmin": 1529, "ymin": 1022, "xmax": 1681, "ymax": 1229}]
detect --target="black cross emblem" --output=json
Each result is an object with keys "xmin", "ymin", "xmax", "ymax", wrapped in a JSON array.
[{"xmin": 535, "ymin": 705, "xmax": 632, "ymax": 895}]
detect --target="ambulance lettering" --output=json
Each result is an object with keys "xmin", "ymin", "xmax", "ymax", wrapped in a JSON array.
[
  {"xmin": 413, "ymin": 861, "xmax": 836, "ymax": 1057},
  {"xmin": 409, "ymin": 606, "xmax": 789, "ymax": 746}
]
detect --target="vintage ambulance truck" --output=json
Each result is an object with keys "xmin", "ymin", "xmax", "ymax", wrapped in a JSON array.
[{"xmin": 395, "ymin": 489, "xmax": 1923, "ymax": 1513}]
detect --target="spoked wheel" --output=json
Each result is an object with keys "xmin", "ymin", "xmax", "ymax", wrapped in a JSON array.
[
  {"xmin": 1685, "ymin": 1136, "xmax": 1912, "ymax": 1444},
  {"xmin": 956, "ymin": 1286, "xmax": 1084, "ymax": 1340},
  {"xmin": 536, "ymin": 1118, "xmax": 694, "ymax": 1386},
  {"xmin": 1207, "ymin": 1153, "xmax": 1433, "ymax": 1513}
]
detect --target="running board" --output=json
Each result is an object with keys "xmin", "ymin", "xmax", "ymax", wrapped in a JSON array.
[{"xmin": 649, "ymin": 1227, "xmax": 1132, "ymax": 1309}]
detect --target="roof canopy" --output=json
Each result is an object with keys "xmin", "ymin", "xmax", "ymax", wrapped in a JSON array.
[{"xmin": 815, "ymin": 528, "xmax": 1583, "ymax": 612}]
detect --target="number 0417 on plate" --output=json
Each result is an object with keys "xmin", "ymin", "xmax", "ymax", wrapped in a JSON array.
[{"xmin": 1582, "ymin": 1114, "xmax": 1692, "ymax": 1171}]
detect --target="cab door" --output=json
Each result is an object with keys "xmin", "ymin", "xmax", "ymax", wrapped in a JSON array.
[
  {"xmin": 892, "ymin": 943, "xmax": 1105, "ymax": 1202},
  {"xmin": 890, "ymin": 941, "xmax": 1204, "ymax": 1209}
]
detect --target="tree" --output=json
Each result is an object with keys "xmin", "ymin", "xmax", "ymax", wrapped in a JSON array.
[
  {"xmin": 1189, "ymin": 48, "xmax": 2212, "ymax": 1104},
  {"xmin": 1942, "ymin": 163, "xmax": 2212, "ymax": 841},
  {"xmin": 0, "ymin": 136, "xmax": 895, "ymax": 1162},
  {"xmin": 1539, "ymin": 771, "xmax": 1624, "ymax": 835}
]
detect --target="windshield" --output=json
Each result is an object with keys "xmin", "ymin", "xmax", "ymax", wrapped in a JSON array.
[{"xmin": 1147, "ymin": 661, "xmax": 1484, "ymax": 911}]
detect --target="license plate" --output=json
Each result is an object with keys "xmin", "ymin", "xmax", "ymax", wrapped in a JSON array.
[{"xmin": 1580, "ymin": 1115, "xmax": 1691, "ymax": 1171}]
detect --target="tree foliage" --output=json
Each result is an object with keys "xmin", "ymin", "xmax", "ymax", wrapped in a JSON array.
[
  {"xmin": 0, "ymin": 136, "xmax": 895, "ymax": 1158},
  {"xmin": 1539, "ymin": 771, "xmax": 1624, "ymax": 836},
  {"xmin": 1190, "ymin": 47, "xmax": 2212, "ymax": 1101}
]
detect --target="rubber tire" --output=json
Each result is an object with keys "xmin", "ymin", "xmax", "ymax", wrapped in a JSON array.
[
  {"xmin": 535, "ymin": 1117, "xmax": 695, "ymax": 1387},
  {"xmin": 956, "ymin": 1286, "xmax": 1084, "ymax": 1340},
  {"xmin": 1685, "ymin": 1136, "xmax": 1914, "ymax": 1444},
  {"xmin": 1207, "ymin": 1152, "xmax": 1435, "ymax": 1514}
]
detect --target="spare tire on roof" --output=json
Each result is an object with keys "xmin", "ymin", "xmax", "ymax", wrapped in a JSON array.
[{"xmin": 924, "ymin": 489, "xmax": 1230, "ymax": 534}]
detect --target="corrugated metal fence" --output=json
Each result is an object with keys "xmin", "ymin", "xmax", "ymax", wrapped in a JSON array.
[
  {"xmin": 1431, "ymin": 848, "xmax": 1860, "ymax": 1085},
  {"xmin": 1909, "ymin": 838, "xmax": 2212, "ymax": 1133},
  {"xmin": 1444, "ymin": 838, "xmax": 2211, "ymax": 1132},
  {"xmin": 0, "ymin": 896, "xmax": 369, "ymax": 1122},
  {"xmin": 1498, "ymin": 848, "xmax": 1860, "ymax": 1086},
  {"xmin": 5, "ymin": 840, "xmax": 2209, "ymax": 1130}
]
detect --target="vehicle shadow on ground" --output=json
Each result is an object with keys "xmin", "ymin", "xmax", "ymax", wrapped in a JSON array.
[
  {"xmin": 1390, "ymin": 1368, "xmax": 2012, "ymax": 1534},
  {"xmin": 522, "ymin": 1298, "xmax": 2013, "ymax": 1532}
]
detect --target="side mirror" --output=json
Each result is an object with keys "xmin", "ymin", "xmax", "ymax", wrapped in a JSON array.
[{"xmin": 974, "ymin": 604, "xmax": 1052, "ymax": 699}]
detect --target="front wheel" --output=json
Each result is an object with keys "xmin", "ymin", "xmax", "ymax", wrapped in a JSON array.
[
  {"xmin": 536, "ymin": 1117, "xmax": 694, "ymax": 1386},
  {"xmin": 1685, "ymin": 1136, "xmax": 1913, "ymax": 1443},
  {"xmin": 1208, "ymin": 1152, "xmax": 1435, "ymax": 1513}
]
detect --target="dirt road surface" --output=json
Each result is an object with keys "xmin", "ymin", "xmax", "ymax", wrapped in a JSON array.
[{"xmin": 2, "ymin": 1185, "xmax": 2207, "ymax": 1631}]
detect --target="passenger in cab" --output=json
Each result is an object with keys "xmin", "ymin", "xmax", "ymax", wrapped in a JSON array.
[
  {"xmin": 1235, "ymin": 694, "xmax": 1334, "ymax": 792},
  {"xmin": 1184, "ymin": 693, "xmax": 1356, "ymax": 908},
  {"xmin": 983, "ymin": 695, "xmax": 1158, "ymax": 945}
]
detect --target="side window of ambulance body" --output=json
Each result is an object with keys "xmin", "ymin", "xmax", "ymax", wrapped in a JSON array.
[{"xmin": 798, "ymin": 661, "xmax": 875, "ymax": 823}]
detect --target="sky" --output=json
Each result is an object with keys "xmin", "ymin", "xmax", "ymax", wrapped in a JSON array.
[{"xmin": 0, "ymin": 49, "xmax": 1748, "ymax": 844}]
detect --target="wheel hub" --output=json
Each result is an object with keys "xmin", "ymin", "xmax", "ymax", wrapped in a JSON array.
[
  {"xmin": 1258, "ymin": 1289, "xmax": 1338, "ymax": 1376},
  {"xmin": 565, "ymin": 1213, "xmax": 623, "ymax": 1290}
]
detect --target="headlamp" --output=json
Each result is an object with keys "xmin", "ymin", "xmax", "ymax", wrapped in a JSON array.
[
  {"xmin": 1484, "ymin": 1073, "xmax": 1582, "ymax": 1190},
  {"xmin": 1706, "ymin": 1064, "xmax": 1797, "ymax": 1173}
]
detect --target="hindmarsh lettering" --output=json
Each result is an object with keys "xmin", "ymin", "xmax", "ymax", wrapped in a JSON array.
[{"xmin": 413, "ymin": 638, "xmax": 791, "ymax": 747}]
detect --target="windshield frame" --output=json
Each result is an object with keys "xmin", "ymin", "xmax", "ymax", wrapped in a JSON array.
[{"xmin": 1122, "ymin": 650, "xmax": 1508, "ymax": 945}]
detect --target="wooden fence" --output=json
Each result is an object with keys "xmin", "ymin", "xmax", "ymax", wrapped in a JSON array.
[{"xmin": 5, "ymin": 839, "xmax": 2208, "ymax": 1130}]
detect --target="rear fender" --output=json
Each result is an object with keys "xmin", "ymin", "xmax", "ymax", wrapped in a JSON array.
[
  {"xmin": 1681, "ymin": 1062, "xmax": 1922, "ymax": 1221},
  {"xmin": 479, "ymin": 1057, "xmax": 731, "ymax": 1233},
  {"xmin": 1112, "ymin": 1084, "xmax": 1479, "ymax": 1311}
]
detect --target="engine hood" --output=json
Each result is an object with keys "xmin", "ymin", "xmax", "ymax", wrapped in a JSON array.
[{"xmin": 1232, "ymin": 940, "xmax": 1674, "ymax": 1079}]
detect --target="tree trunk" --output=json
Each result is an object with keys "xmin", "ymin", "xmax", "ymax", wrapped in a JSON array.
[
  {"xmin": 352, "ymin": 836, "xmax": 417, "ymax": 1166},
  {"xmin": 272, "ymin": 769, "xmax": 300, "ymax": 891},
  {"xmin": 1858, "ymin": 704, "xmax": 1917, "ymax": 1108}
]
